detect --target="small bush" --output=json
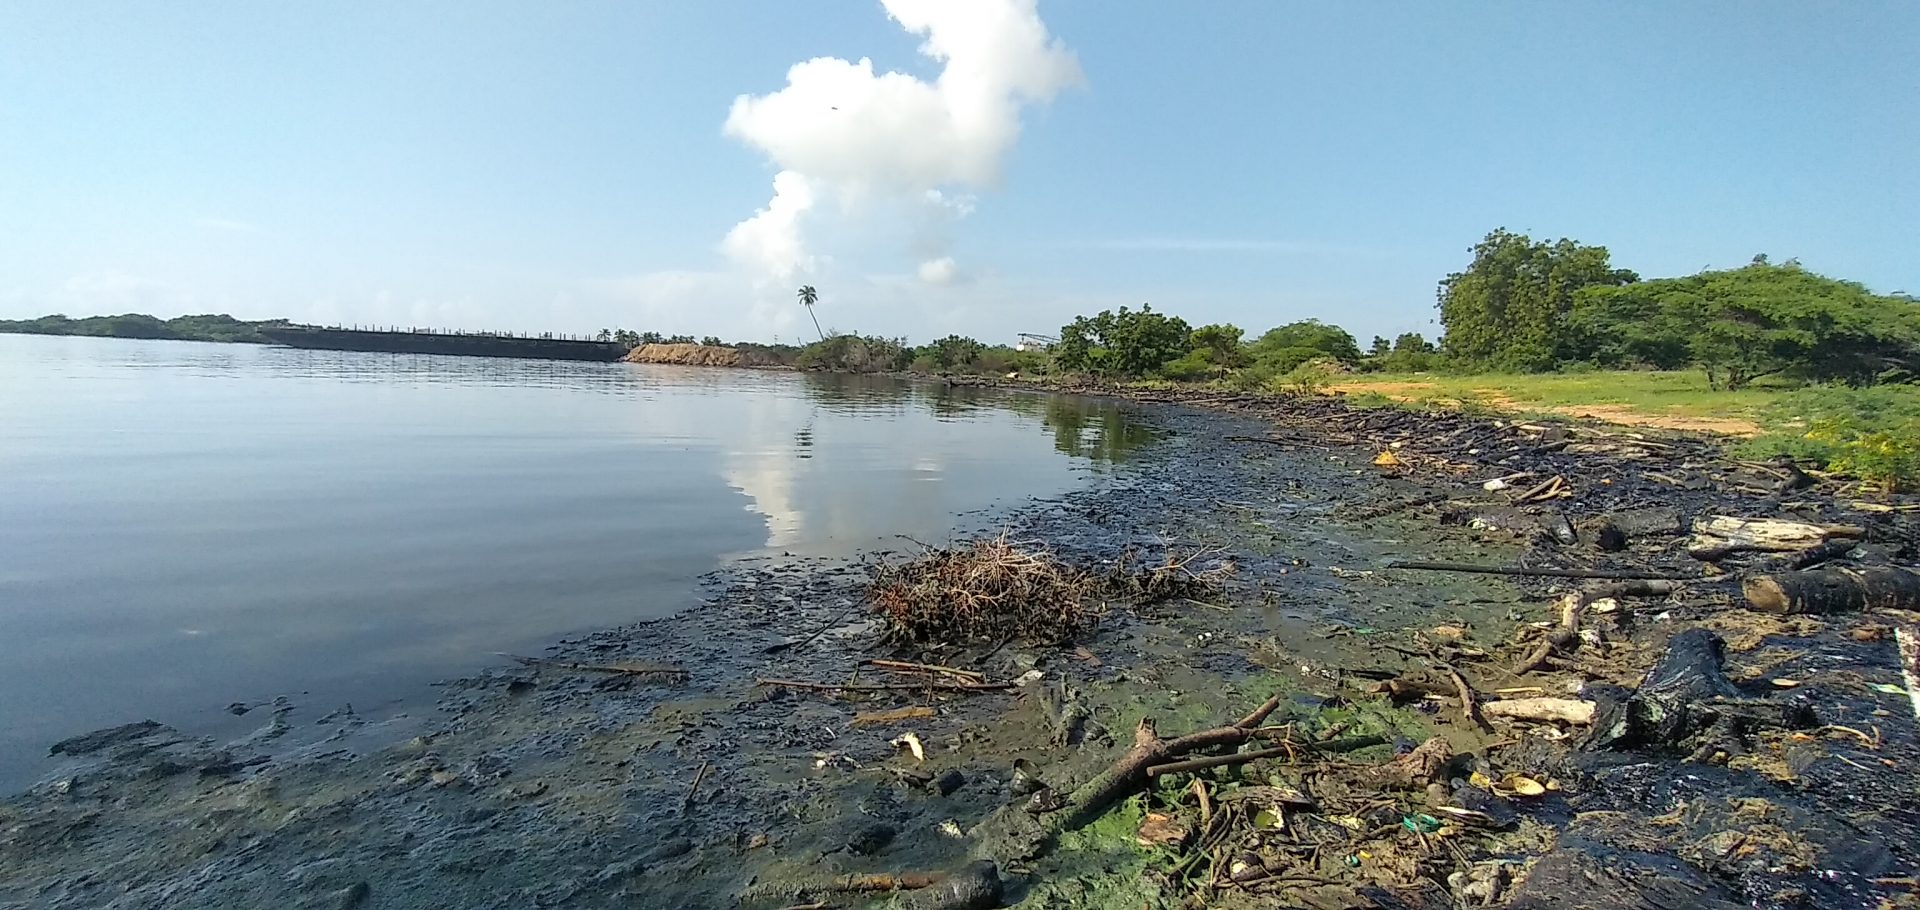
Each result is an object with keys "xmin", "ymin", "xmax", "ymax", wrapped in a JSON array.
[
  {"xmin": 1159, "ymin": 349, "xmax": 1217, "ymax": 381},
  {"xmin": 1285, "ymin": 358, "xmax": 1340, "ymax": 394},
  {"xmin": 1742, "ymin": 386, "xmax": 1920, "ymax": 492}
]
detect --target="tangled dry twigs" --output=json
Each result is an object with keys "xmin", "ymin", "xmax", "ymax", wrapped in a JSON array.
[{"xmin": 868, "ymin": 534, "xmax": 1233, "ymax": 644}]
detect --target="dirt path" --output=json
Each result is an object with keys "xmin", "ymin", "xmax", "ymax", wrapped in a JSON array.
[{"xmin": 1326, "ymin": 381, "xmax": 1764, "ymax": 436}]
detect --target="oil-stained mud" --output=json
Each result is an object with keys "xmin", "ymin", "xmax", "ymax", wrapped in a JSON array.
[{"xmin": 2, "ymin": 390, "xmax": 1916, "ymax": 910}]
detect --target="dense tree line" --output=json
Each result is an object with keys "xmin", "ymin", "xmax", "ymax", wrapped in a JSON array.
[
  {"xmin": 1437, "ymin": 231, "xmax": 1919, "ymax": 388},
  {"xmin": 11, "ymin": 229, "xmax": 1912, "ymax": 391},
  {"xmin": 0, "ymin": 313, "xmax": 286, "ymax": 343}
]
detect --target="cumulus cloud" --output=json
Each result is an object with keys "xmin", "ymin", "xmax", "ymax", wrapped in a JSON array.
[
  {"xmin": 917, "ymin": 256, "xmax": 962, "ymax": 285},
  {"xmin": 722, "ymin": 0, "xmax": 1080, "ymax": 283}
]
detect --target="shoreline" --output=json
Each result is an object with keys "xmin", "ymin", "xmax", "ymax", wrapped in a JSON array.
[{"xmin": 4, "ymin": 388, "xmax": 1916, "ymax": 909}]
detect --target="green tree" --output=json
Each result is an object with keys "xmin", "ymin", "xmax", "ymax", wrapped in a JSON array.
[
  {"xmin": 1188, "ymin": 323, "xmax": 1248, "ymax": 367},
  {"xmin": 1054, "ymin": 305, "xmax": 1193, "ymax": 377},
  {"xmin": 1244, "ymin": 319, "xmax": 1361, "ymax": 376},
  {"xmin": 920, "ymin": 334, "xmax": 986, "ymax": 370},
  {"xmin": 1369, "ymin": 335, "xmax": 1391, "ymax": 357},
  {"xmin": 1437, "ymin": 228, "xmax": 1637, "ymax": 371},
  {"xmin": 1392, "ymin": 332, "xmax": 1434, "ymax": 354},
  {"xmin": 700, "ymin": 335, "xmax": 724, "ymax": 347},
  {"xmin": 797, "ymin": 285, "xmax": 824, "ymax": 341},
  {"xmin": 1570, "ymin": 261, "xmax": 1920, "ymax": 389},
  {"xmin": 795, "ymin": 334, "xmax": 911, "ymax": 372}
]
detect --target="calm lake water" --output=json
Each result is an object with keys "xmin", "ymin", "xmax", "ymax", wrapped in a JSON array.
[{"xmin": 0, "ymin": 334, "xmax": 1152, "ymax": 789}]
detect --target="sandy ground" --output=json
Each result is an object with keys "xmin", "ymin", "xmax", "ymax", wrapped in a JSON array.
[{"xmin": 1327, "ymin": 381, "xmax": 1763, "ymax": 436}]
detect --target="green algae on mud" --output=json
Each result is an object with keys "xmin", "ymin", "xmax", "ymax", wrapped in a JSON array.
[{"xmin": 1, "ymin": 397, "xmax": 1479, "ymax": 910}]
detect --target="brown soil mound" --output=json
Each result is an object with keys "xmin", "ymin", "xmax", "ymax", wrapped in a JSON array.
[{"xmin": 623, "ymin": 343, "xmax": 773, "ymax": 367}]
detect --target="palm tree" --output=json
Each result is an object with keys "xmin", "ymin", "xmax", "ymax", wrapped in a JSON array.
[{"xmin": 797, "ymin": 285, "xmax": 824, "ymax": 341}]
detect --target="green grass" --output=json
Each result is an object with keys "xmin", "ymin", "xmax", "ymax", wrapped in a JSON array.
[{"xmin": 1335, "ymin": 370, "xmax": 1920, "ymax": 491}]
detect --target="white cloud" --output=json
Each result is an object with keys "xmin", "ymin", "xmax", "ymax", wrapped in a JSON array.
[
  {"xmin": 721, "ymin": 171, "xmax": 818, "ymax": 281},
  {"xmin": 917, "ymin": 256, "xmax": 962, "ymax": 285},
  {"xmin": 722, "ymin": 0, "xmax": 1080, "ymax": 281}
]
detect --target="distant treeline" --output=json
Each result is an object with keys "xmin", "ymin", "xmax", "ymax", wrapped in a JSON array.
[
  {"xmin": 883, "ymin": 229, "xmax": 1918, "ymax": 393},
  {"xmin": 0, "ymin": 313, "xmax": 286, "ymax": 344},
  {"xmin": 13, "ymin": 228, "xmax": 1916, "ymax": 391}
]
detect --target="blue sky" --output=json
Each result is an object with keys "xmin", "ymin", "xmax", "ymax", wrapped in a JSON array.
[{"xmin": 2, "ymin": 1, "xmax": 1914, "ymax": 345}]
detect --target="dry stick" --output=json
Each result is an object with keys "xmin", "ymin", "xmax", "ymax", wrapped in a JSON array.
[
  {"xmin": 861, "ymin": 659, "xmax": 986, "ymax": 683},
  {"xmin": 1144, "ymin": 735, "xmax": 1389, "ymax": 778},
  {"xmin": 1513, "ymin": 579, "xmax": 1684, "ymax": 674},
  {"xmin": 683, "ymin": 760, "xmax": 710, "ymax": 812},
  {"xmin": 1444, "ymin": 666, "xmax": 1493, "ymax": 732},
  {"xmin": 497, "ymin": 653, "xmax": 687, "ymax": 677},
  {"xmin": 763, "ymin": 606, "xmax": 857, "ymax": 655},
  {"xmin": 1387, "ymin": 560, "xmax": 1691, "ymax": 581},
  {"xmin": 754, "ymin": 678, "xmax": 1011, "ymax": 693},
  {"xmin": 1513, "ymin": 474, "xmax": 1563, "ymax": 503}
]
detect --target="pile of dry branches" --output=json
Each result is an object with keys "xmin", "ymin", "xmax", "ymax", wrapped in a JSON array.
[{"xmin": 869, "ymin": 535, "xmax": 1232, "ymax": 644}]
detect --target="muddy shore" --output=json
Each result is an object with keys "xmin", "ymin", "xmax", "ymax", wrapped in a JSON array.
[{"xmin": 3, "ymin": 386, "xmax": 1916, "ymax": 910}]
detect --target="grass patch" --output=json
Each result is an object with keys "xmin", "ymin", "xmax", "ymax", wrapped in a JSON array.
[
  {"xmin": 1740, "ymin": 385, "xmax": 1920, "ymax": 492},
  {"xmin": 1336, "ymin": 370, "xmax": 1788, "ymax": 421},
  {"xmin": 1340, "ymin": 370, "xmax": 1920, "ymax": 491}
]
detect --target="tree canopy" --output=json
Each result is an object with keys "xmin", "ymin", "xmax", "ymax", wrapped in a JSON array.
[
  {"xmin": 1437, "ymin": 228, "xmax": 1637, "ymax": 371},
  {"xmin": 1054, "ymin": 305, "xmax": 1192, "ymax": 377},
  {"xmin": 1568, "ymin": 261, "xmax": 1920, "ymax": 389},
  {"xmin": 1243, "ymin": 319, "xmax": 1360, "ymax": 375}
]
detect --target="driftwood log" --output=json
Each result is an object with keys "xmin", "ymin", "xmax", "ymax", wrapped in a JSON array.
[
  {"xmin": 1688, "ymin": 516, "xmax": 1866, "ymax": 561},
  {"xmin": 1581, "ymin": 508, "xmax": 1686, "ymax": 553},
  {"xmin": 1742, "ymin": 566, "xmax": 1920, "ymax": 614},
  {"xmin": 1484, "ymin": 697, "xmax": 1596, "ymax": 725},
  {"xmin": 1586, "ymin": 628, "xmax": 1814, "ymax": 757}
]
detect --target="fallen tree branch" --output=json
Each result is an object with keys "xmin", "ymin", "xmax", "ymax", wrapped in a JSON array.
[
  {"xmin": 1445, "ymin": 665, "xmax": 1493, "ymax": 731},
  {"xmin": 1053, "ymin": 693, "xmax": 1285, "ymax": 831},
  {"xmin": 861, "ymin": 659, "xmax": 987, "ymax": 683},
  {"xmin": 497, "ymin": 653, "xmax": 687, "ymax": 679},
  {"xmin": 1388, "ymin": 560, "xmax": 1691, "ymax": 581},
  {"xmin": 1143, "ymin": 734, "xmax": 1388, "ymax": 778},
  {"xmin": 1744, "ymin": 566, "xmax": 1920, "ymax": 614},
  {"xmin": 755, "ymin": 678, "xmax": 1010, "ymax": 694}
]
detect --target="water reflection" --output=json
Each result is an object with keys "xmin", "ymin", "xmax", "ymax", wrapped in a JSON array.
[
  {"xmin": 1041, "ymin": 397, "xmax": 1158, "ymax": 464},
  {"xmin": 0, "ymin": 335, "xmax": 1163, "ymax": 789}
]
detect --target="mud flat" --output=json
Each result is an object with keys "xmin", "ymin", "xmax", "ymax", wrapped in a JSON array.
[{"xmin": 3, "ymin": 390, "xmax": 1916, "ymax": 910}]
